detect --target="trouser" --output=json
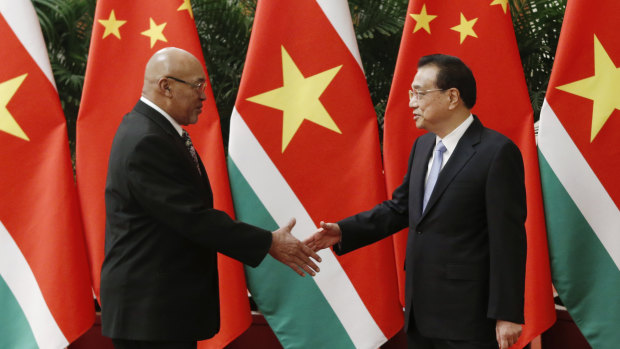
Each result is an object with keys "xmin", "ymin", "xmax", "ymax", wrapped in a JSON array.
[
  {"xmin": 112, "ymin": 338, "xmax": 197, "ymax": 349},
  {"xmin": 407, "ymin": 325, "xmax": 499, "ymax": 349}
]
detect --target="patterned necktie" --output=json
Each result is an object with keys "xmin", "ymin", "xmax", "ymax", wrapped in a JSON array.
[
  {"xmin": 423, "ymin": 140, "xmax": 447, "ymax": 212},
  {"xmin": 182, "ymin": 130, "xmax": 201, "ymax": 175}
]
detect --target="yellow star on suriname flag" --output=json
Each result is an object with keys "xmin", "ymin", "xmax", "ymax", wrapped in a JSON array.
[
  {"xmin": 556, "ymin": 35, "xmax": 620, "ymax": 142},
  {"xmin": 410, "ymin": 4, "xmax": 437, "ymax": 34},
  {"xmin": 98, "ymin": 10, "xmax": 127, "ymax": 39},
  {"xmin": 247, "ymin": 46, "xmax": 342, "ymax": 152},
  {"xmin": 451, "ymin": 13, "xmax": 478, "ymax": 44},
  {"xmin": 0, "ymin": 74, "xmax": 29, "ymax": 141},
  {"xmin": 141, "ymin": 18, "xmax": 168, "ymax": 48},
  {"xmin": 177, "ymin": 0, "xmax": 194, "ymax": 19},
  {"xmin": 490, "ymin": 0, "xmax": 509, "ymax": 14}
]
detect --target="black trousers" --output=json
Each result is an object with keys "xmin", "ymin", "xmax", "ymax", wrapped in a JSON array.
[
  {"xmin": 407, "ymin": 326, "xmax": 499, "ymax": 349},
  {"xmin": 112, "ymin": 339, "xmax": 197, "ymax": 349}
]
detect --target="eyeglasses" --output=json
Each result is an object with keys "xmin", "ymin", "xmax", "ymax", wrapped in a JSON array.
[
  {"xmin": 409, "ymin": 88, "xmax": 445, "ymax": 101},
  {"xmin": 165, "ymin": 76, "xmax": 207, "ymax": 93}
]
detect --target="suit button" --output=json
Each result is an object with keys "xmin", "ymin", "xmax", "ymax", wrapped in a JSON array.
[{"xmin": 417, "ymin": 231, "xmax": 422, "ymax": 235}]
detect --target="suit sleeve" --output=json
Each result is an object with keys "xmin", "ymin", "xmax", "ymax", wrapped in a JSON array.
[
  {"xmin": 335, "ymin": 140, "xmax": 415, "ymax": 255},
  {"xmin": 485, "ymin": 141, "xmax": 527, "ymax": 323},
  {"xmin": 126, "ymin": 133, "xmax": 272, "ymax": 267}
]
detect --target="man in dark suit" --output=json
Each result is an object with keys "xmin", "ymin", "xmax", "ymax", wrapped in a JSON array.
[
  {"xmin": 305, "ymin": 54, "xmax": 526, "ymax": 349},
  {"xmin": 101, "ymin": 47, "xmax": 321, "ymax": 349}
]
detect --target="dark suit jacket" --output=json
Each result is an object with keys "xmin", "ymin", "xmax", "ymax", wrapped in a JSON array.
[
  {"xmin": 101, "ymin": 100, "xmax": 272, "ymax": 341},
  {"xmin": 336, "ymin": 116, "xmax": 526, "ymax": 341}
]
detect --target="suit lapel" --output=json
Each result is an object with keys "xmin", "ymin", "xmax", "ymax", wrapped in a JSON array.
[
  {"xmin": 134, "ymin": 100, "xmax": 179, "ymax": 139},
  {"xmin": 419, "ymin": 117, "xmax": 484, "ymax": 221},
  {"xmin": 134, "ymin": 101, "xmax": 210, "ymax": 191}
]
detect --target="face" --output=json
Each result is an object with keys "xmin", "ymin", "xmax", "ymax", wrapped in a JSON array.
[
  {"xmin": 409, "ymin": 65, "xmax": 450, "ymax": 134},
  {"xmin": 167, "ymin": 62, "xmax": 207, "ymax": 126}
]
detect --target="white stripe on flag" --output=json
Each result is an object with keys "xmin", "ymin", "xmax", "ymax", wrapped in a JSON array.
[
  {"xmin": 229, "ymin": 108, "xmax": 386, "ymax": 348},
  {"xmin": 0, "ymin": 221, "xmax": 68, "ymax": 349},
  {"xmin": 316, "ymin": 0, "xmax": 364, "ymax": 71},
  {"xmin": 538, "ymin": 99, "xmax": 620, "ymax": 270},
  {"xmin": 0, "ymin": 0, "xmax": 56, "ymax": 87}
]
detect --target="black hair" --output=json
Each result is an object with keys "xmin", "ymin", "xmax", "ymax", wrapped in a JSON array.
[{"xmin": 418, "ymin": 54, "xmax": 476, "ymax": 109}]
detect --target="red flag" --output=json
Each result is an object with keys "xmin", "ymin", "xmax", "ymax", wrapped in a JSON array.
[
  {"xmin": 76, "ymin": 1, "xmax": 249, "ymax": 346},
  {"xmin": 0, "ymin": 1, "xmax": 93, "ymax": 347},
  {"xmin": 382, "ymin": 1, "xmax": 555, "ymax": 347}
]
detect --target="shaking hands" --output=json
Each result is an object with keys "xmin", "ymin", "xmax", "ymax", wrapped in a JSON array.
[
  {"xmin": 304, "ymin": 221, "xmax": 342, "ymax": 252},
  {"xmin": 269, "ymin": 218, "xmax": 321, "ymax": 277},
  {"xmin": 269, "ymin": 219, "xmax": 343, "ymax": 277}
]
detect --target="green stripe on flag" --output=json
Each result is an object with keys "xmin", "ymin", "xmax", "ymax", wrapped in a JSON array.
[
  {"xmin": 0, "ymin": 275, "xmax": 38, "ymax": 348},
  {"xmin": 539, "ymin": 152, "xmax": 620, "ymax": 348},
  {"xmin": 228, "ymin": 158, "xmax": 355, "ymax": 348}
]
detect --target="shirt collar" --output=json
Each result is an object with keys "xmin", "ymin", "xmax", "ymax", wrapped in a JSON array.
[
  {"xmin": 435, "ymin": 114, "xmax": 474, "ymax": 154},
  {"xmin": 140, "ymin": 96, "xmax": 184, "ymax": 137}
]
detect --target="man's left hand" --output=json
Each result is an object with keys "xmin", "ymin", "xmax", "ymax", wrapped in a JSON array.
[{"xmin": 496, "ymin": 320, "xmax": 522, "ymax": 349}]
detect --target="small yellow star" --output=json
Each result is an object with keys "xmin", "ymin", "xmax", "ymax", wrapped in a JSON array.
[
  {"xmin": 247, "ymin": 46, "xmax": 342, "ymax": 152},
  {"xmin": 556, "ymin": 35, "xmax": 620, "ymax": 142},
  {"xmin": 450, "ymin": 13, "xmax": 478, "ymax": 44},
  {"xmin": 141, "ymin": 18, "xmax": 168, "ymax": 48},
  {"xmin": 410, "ymin": 4, "xmax": 437, "ymax": 34},
  {"xmin": 177, "ymin": 0, "xmax": 194, "ymax": 19},
  {"xmin": 0, "ymin": 74, "xmax": 29, "ymax": 141},
  {"xmin": 98, "ymin": 10, "xmax": 127, "ymax": 39},
  {"xmin": 490, "ymin": 0, "xmax": 509, "ymax": 14}
]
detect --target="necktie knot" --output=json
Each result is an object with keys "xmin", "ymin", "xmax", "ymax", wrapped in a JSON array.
[{"xmin": 436, "ymin": 141, "xmax": 447, "ymax": 155}]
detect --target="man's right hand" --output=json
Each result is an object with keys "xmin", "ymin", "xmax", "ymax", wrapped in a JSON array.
[
  {"xmin": 269, "ymin": 218, "xmax": 322, "ymax": 277},
  {"xmin": 303, "ymin": 221, "xmax": 342, "ymax": 252}
]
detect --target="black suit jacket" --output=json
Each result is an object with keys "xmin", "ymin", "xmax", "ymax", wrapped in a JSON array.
[
  {"xmin": 337, "ymin": 116, "xmax": 526, "ymax": 340},
  {"xmin": 101, "ymin": 100, "xmax": 272, "ymax": 341}
]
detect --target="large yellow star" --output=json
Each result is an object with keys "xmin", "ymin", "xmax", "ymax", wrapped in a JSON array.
[
  {"xmin": 141, "ymin": 18, "xmax": 168, "ymax": 48},
  {"xmin": 410, "ymin": 4, "xmax": 437, "ymax": 34},
  {"xmin": 450, "ymin": 13, "xmax": 478, "ymax": 44},
  {"xmin": 98, "ymin": 10, "xmax": 127, "ymax": 39},
  {"xmin": 490, "ymin": 0, "xmax": 509, "ymax": 14},
  {"xmin": 557, "ymin": 35, "xmax": 620, "ymax": 142},
  {"xmin": 0, "ymin": 74, "xmax": 29, "ymax": 141},
  {"xmin": 177, "ymin": 0, "xmax": 194, "ymax": 19},
  {"xmin": 247, "ymin": 46, "xmax": 342, "ymax": 152}
]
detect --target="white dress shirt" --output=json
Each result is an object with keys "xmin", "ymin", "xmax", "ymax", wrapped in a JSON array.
[
  {"xmin": 140, "ymin": 96, "xmax": 184, "ymax": 137},
  {"xmin": 425, "ymin": 114, "xmax": 474, "ymax": 184}
]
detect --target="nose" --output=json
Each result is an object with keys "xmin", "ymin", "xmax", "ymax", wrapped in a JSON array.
[{"xmin": 409, "ymin": 96, "xmax": 418, "ymax": 108}]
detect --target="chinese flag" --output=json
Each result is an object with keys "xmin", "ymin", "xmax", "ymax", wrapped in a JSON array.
[
  {"xmin": 538, "ymin": 0, "xmax": 620, "ymax": 347},
  {"xmin": 382, "ymin": 1, "xmax": 556, "ymax": 347},
  {"xmin": 0, "ymin": 1, "xmax": 93, "ymax": 348},
  {"xmin": 76, "ymin": 1, "xmax": 249, "ymax": 347},
  {"xmin": 227, "ymin": 0, "xmax": 403, "ymax": 347}
]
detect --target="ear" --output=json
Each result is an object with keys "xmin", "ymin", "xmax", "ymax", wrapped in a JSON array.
[
  {"xmin": 158, "ymin": 78, "xmax": 173, "ymax": 97},
  {"xmin": 447, "ymin": 88, "xmax": 460, "ymax": 110}
]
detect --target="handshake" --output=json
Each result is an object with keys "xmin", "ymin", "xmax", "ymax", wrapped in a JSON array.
[{"xmin": 268, "ymin": 218, "xmax": 342, "ymax": 277}]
